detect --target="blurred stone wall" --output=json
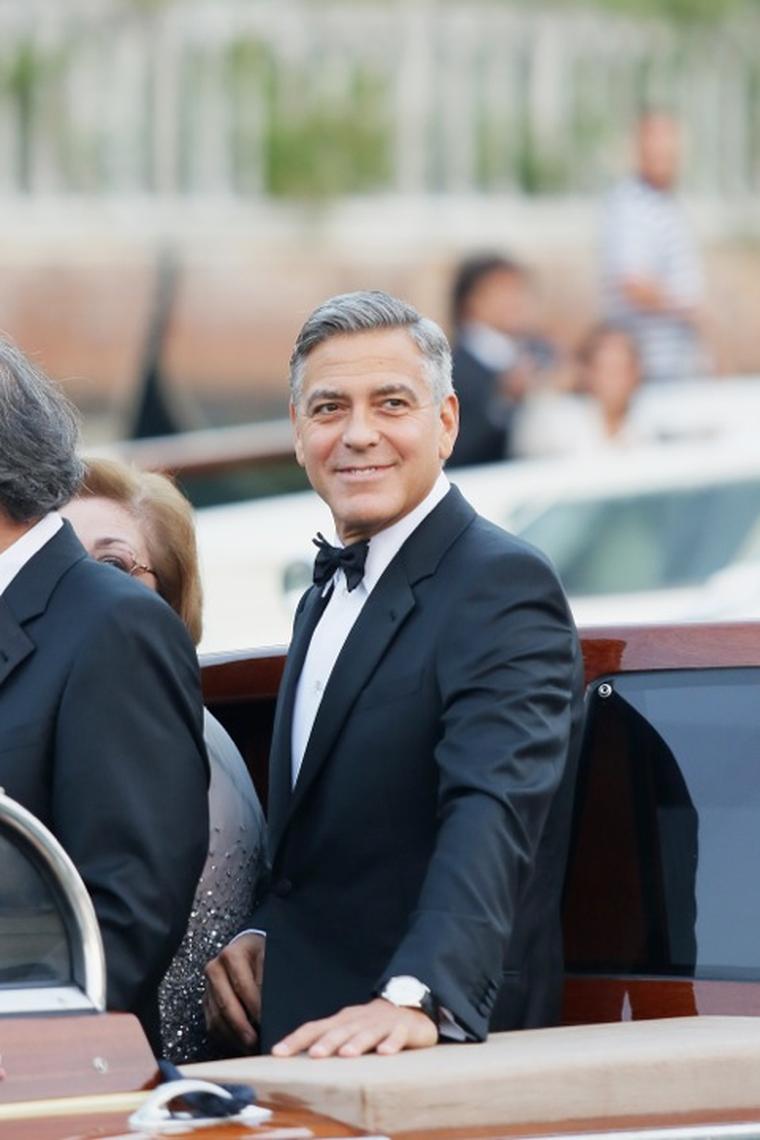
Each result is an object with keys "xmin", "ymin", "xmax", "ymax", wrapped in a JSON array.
[{"xmin": 0, "ymin": 198, "xmax": 757, "ymax": 441}]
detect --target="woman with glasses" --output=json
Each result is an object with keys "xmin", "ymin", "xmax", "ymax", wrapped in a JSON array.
[{"xmin": 62, "ymin": 458, "xmax": 266, "ymax": 1062}]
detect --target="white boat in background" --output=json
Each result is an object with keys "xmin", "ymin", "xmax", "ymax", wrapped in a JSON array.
[{"xmin": 196, "ymin": 431, "xmax": 760, "ymax": 653}]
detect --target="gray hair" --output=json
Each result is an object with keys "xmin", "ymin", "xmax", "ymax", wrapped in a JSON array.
[
  {"xmin": 0, "ymin": 339, "xmax": 84, "ymax": 523},
  {"xmin": 289, "ymin": 290, "xmax": 454, "ymax": 406}
]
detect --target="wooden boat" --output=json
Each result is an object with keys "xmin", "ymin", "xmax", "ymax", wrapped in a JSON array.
[{"xmin": 2, "ymin": 620, "xmax": 760, "ymax": 1138}]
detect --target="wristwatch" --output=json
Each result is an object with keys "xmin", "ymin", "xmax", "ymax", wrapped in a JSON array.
[{"xmin": 378, "ymin": 975, "xmax": 439, "ymax": 1023}]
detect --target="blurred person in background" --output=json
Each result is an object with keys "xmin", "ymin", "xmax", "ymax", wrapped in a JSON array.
[
  {"xmin": 447, "ymin": 254, "xmax": 562, "ymax": 467},
  {"xmin": 512, "ymin": 323, "xmax": 645, "ymax": 458},
  {"xmin": 577, "ymin": 323, "xmax": 643, "ymax": 444},
  {"xmin": 0, "ymin": 344, "xmax": 208, "ymax": 1056},
  {"xmin": 600, "ymin": 110, "xmax": 707, "ymax": 384},
  {"xmin": 62, "ymin": 458, "xmax": 266, "ymax": 1063}
]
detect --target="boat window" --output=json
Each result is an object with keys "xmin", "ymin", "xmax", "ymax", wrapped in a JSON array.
[
  {"xmin": 564, "ymin": 667, "xmax": 760, "ymax": 981},
  {"xmin": 516, "ymin": 480, "xmax": 760, "ymax": 595},
  {"xmin": 0, "ymin": 797, "xmax": 105, "ymax": 1014},
  {"xmin": 0, "ymin": 828, "xmax": 70, "ymax": 989}
]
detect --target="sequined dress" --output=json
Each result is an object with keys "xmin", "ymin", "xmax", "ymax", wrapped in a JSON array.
[{"xmin": 158, "ymin": 709, "xmax": 266, "ymax": 1062}]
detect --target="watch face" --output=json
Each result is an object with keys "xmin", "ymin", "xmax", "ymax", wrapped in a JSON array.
[{"xmin": 384, "ymin": 975, "xmax": 429, "ymax": 1006}]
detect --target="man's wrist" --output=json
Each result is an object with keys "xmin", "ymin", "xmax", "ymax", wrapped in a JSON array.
[{"xmin": 377, "ymin": 975, "xmax": 439, "ymax": 1025}]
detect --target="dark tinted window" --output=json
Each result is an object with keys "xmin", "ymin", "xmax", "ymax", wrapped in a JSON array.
[
  {"xmin": 0, "ymin": 829, "xmax": 70, "ymax": 988},
  {"xmin": 564, "ymin": 668, "xmax": 760, "ymax": 981},
  {"xmin": 516, "ymin": 480, "xmax": 760, "ymax": 595},
  {"xmin": 178, "ymin": 463, "xmax": 309, "ymax": 509}
]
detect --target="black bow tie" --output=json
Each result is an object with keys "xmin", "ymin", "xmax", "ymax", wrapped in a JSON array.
[{"xmin": 312, "ymin": 532, "xmax": 369, "ymax": 593}]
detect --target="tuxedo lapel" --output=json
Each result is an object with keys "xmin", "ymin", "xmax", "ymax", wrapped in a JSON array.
[
  {"xmin": 0, "ymin": 521, "xmax": 86, "ymax": 688},
  {"xmin": 269, "ymin": 484, "xmax": 476, "ymax": 858},
  {"xmin": 284, "ymin": 557, "xmax": 415, "ymax": 829},
  {"xmin": 3, "ymin": 522, "xmax": 86, "ymax": 624},
  {"xmin": 0, "ymin": 598, "xmax": 34, "ymax": 685},
  {"xmin": 267, "ymin": 585, "xmax": 332, "ymax": 845}
]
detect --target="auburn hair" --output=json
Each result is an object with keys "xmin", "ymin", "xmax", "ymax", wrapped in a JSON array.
[{"xmin": 78, "ymin": 457, "xmax": 203, "ymax": 645}]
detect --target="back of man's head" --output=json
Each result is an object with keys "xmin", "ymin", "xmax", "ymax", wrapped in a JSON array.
[
  {"xmin": 0, "ymin": 339, "xmax": 83, "ymax": 524},
  {"xmin": 289, "ymin": 289, "xmax": 453, "ymax": 407}
]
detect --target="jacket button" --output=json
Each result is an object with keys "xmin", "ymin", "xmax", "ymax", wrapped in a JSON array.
[{"xmin": 273, "ymin": 878, "xmax": 293, "ymax": 898}]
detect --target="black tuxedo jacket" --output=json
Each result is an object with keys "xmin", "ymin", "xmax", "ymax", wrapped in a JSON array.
[
  {"xmin": 448, "ymin": 343, "xmax": 512, "ymax": 467},
  {"xmin": 253, "ymin": 485, "xmax": 584, "ymax": 1051},
  {"xmin": 0, "ymin": 522, "xmax": 209, "ymax": 1050}
]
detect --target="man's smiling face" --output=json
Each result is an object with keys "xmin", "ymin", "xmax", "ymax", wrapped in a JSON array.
[{"xmin": 291, "ymin": 328, "xmax": 458, "ymax": 544}]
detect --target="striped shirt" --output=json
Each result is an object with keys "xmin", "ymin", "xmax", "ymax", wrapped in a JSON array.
[{"xmin": 600, "ymin": 176, "xmax": 704, "ymax": 383}]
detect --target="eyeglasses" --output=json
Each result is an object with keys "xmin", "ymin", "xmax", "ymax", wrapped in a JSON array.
[{"xmin": 97, "ymin": 553, "xmax": 157, "ymax": 581}]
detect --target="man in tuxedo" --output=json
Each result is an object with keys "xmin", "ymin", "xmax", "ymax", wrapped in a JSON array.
[
  {"xmin": 448, "ymin": 254, "xmax": 560, "ymax": 467},
  {"xmin": 205, "ymin": 291, "xmax": 583, "ymax": 1056},
  {"xmin": 0, "ymin": 340, "xmax": 209, "ymax": 1052}
]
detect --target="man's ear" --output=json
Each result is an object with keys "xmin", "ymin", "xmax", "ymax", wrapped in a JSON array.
[
  {"xmin": 438, "ymin": 393, "xmax": 459, "ymax": 462},
  {"xmin": 290, "ymin": 400, "xmax": 305, "ymax": 468}
]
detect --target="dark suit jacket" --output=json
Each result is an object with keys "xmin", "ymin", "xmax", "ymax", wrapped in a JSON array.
[
  {"xmin": 253, "ymin": 485, "xmax": 584, "ymax": 1051},
  {"xmin": 0, "ymin": 521, "xmax": 209, "ymax": 1051},
  {"xmin": 449, "ymin": 343, "xmax": 512, "ymax": 467}
]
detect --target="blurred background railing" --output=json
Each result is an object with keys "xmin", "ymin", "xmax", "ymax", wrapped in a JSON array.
[{"xmin": 0, "ymin": 0, "xmax": 758, "ymax": 199}]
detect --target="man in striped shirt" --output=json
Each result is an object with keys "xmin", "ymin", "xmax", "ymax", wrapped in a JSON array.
[{"xmin": 600, "ymin": 111, "xmax": 706, "ymax": 383}]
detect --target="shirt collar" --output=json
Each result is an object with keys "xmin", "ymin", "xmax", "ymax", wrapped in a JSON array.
[
  {"xmin": 0, "ymin": 513, "xmax": 63, "ymax": 596},
  {"xmin": 331, "ymin": 471, "xmax": 449, "ymax": 597},
  {"xmin": 459, "ymin": 321, "xmax": 520, "ymax": 373},
  {"xmin": 634, "ymin": 174, "xmax": 672, "ymax": 199}
]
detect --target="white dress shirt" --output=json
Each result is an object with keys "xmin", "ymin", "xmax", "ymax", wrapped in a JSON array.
[
  {"xmin": 459, "ymin": 321, "xmax": 520, "ymax": 374},
  {"xmin": 0, "ymin": 513, "xmax": 62, "ymax": 596},
  {"xmin": 291, "ymin": 472, "xmax": 450, "ymax": 786}
]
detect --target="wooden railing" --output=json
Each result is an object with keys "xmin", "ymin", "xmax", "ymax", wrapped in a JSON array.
[{"xmin": 103, "ymin": 419, "xmax": 295, "ymax": 479}]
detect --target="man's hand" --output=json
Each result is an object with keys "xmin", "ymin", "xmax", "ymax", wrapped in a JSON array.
[
  {"xmin": 271, "ymin": 998, "xmax": 438, "ymax": 1058},
  {"xmin": 204, "ymin": 932, "xmax": 265, "ymax": 1053}
]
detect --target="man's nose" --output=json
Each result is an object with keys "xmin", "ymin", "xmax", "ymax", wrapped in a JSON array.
[{"xmin": 341, "ymin": 405, "xmax": 379, "ymax": 449}]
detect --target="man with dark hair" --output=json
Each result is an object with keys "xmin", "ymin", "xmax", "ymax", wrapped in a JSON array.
[
  {"xmin": 205, "ymin": 290, "xmax": 582, "ymax": 1058},
  {"xmin": 448, "ymin": 254, "xmax": 558, "ymax": 467},
  {"xmin": 0, "ymin": 339, "xmax": 208, "ymax": 1052}
]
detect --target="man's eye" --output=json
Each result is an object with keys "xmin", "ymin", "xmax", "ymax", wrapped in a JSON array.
[
  {"xmin": 313, "ymin": 402, "xmax": 340, "ymax": 416},
  {"xmin": 382, "ymin": 398, "xmax": 407, "ymax": 410}
]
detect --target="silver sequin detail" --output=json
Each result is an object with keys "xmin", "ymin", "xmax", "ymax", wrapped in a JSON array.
[{"xmin": 158, "ymin": 710, "xmax": 266, "ymax": 1062}]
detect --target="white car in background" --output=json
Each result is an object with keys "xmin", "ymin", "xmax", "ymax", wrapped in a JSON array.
[{"xmin": 196, "ymin": 431, "xmax": 760, "ymax": 653}]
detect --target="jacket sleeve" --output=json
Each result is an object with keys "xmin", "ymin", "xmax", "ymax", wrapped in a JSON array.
[
  {"xmin": 52, "ymin": 589, "xmax": 209, "ymax": 1020},
  {"xmin": 377, "ymin": 545, "xmax": 581, "ymax": 1039}
]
